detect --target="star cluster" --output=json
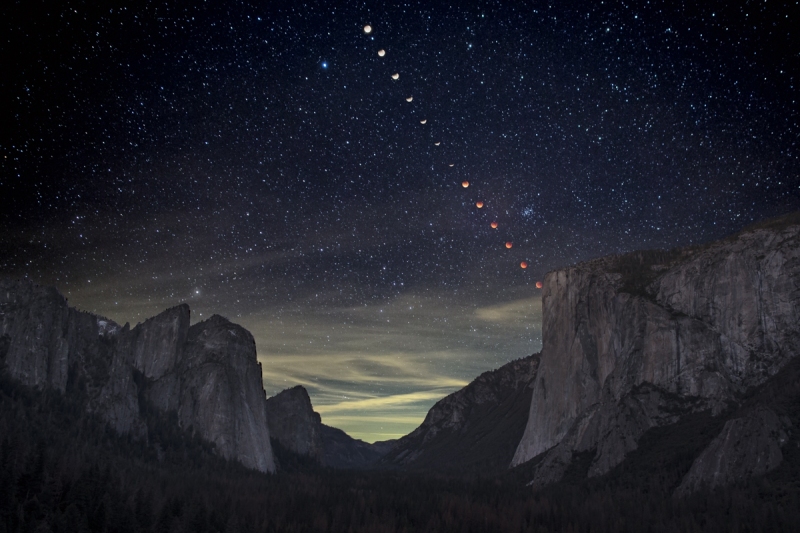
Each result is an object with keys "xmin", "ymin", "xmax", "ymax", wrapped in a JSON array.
[{"xmin": 2, "ymin": 0, "xmax": 798, "ymax": 441}]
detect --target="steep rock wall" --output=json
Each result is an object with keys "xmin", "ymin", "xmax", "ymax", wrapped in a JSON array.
[
  {"xmin": 512, "ymin": 220, "xmax": 800, "ymax": 489},
  {"xmin": 0, "ymin": 280, "xmax": 275, "ymax": 473}
]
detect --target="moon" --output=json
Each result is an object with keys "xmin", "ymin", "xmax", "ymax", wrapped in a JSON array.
[
  {"xmin": 462, "ymin": 181, "xmax": 469, "ymax": 188},
  {"xmin": 392, "ymin": 73, "xmax": 399, "ymax": 80},
  {"xmin": 505, "ymin": 242, "xmax": 513, "ymax": 249},
  {"xmin": 435, "ymin": 142, "xmax": 441, "ymax": 146},
  {"xmin": 378, "ymin": 49, "xmax": 386, "ymax": 57},
  {"xmin": 449, "ymin": 163, "xmax": 454, "ymax": 167},
  {"xmin": 476, "ymin": 201, "xmax": 484, "ymax": 208},
  {"xmin": 536, "ymin": 281, "xmax": 543, "ymax": 289},
  {"xmin": 520, "ymin": 261, "xmax": 528, "ymax": 269},
  {"xmin": 363, "ymin": 25, "xmax": 372, "ymax": 34},
  {"xmin": 406, "ymin": 96, "xmax": 413, "ymax": 102},
  {"xmin": 490, "ymin": 221, "xmax": 498, "ymax": 229},
  {"xmin": 420, "ymin": 119, "xmax": 427, "ymax": 124}
]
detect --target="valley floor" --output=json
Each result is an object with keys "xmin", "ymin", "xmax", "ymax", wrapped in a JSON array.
[{"xmin": 2, "ymin": 369, "xmax": 799, "ymax": 533}]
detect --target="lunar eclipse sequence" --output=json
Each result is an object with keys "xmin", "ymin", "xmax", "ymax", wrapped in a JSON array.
[{"xmin": 362, "ymin": 23, "xmax": 537, "ymax": 281}]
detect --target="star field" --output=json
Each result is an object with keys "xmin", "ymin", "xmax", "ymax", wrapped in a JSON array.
[{"xmin": 2, "ymin": 0, "xmax": 798, "ymax": 441}]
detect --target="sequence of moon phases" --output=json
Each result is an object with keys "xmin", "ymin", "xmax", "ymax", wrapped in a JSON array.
[
  {"xmin": 536, "ymin": 281, "xmax": 543, "ymax": 289},
  {"xmin": 365, "ymin": 25, "xmax": 520, "ymax": 273}
]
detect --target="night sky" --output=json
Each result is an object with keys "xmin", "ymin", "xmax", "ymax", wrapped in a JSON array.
[{"xmin": 2, "ymin": 0, "xmax": 798, "ymax": 442}]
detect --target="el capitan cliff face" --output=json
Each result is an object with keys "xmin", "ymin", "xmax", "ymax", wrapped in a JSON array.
[
  {"xmin": 0, "ymin": 281, "xmax": 275, "ymax": 473},
  {"xmin": 512, "ymin": 215, "xmax": 800, "ymax": 489}
]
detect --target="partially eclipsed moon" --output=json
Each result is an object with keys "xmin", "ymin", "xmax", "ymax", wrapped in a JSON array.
[
  {"xmin": 449, "ymin": 163, "xmax": 454, "ymax": 167},
  {"xmin": 536, "ymin": 281, "xmax": 543, "ymax": 289},
  {"xmin": 364, "ymin": 25, "xmax": 372, "ymax": 34},
  {"xmin": 520, "ymin": 261, "xmax": 528, "ymax": 269},
  {"xmin": 462, "ymin": 181, "xmax": 469, "ymax": 188},
  {"xmin": 490, "ymin": 221, "xmax": 498, "ymax": 229},
  {"xmin": 505, "ymin": 242, "xmax": 513, "ymax": 249},
  {"xmin": 476, "ymin": 201, "xmax": 484, "ymax": 208},
  {"xmin": 406, "ymin": 96, "xmax": 413, "ymax": 102},
  {"xmin": 435, "ymin": 142, "xmax": 441, "ymax": 146},
  {"xmin": 392, "ymin": 73, "xmax": 399, "ymax": 80},
  {"xmin": 378, "ymin": 49, "xmax": 385, "ymax": 56},
  {"xmin": 420, "ymin": 119, "xmax": 427, "ymax": 124}
]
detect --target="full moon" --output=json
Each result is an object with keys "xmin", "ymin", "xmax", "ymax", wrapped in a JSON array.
[
  {"xmin": 363, "ymin": 25, "xmax": 372, "ymax": 34},
  {"xmin": 476, "ymin": 201, "xmax": 484, "ymax": 208},
  {"xmin": 520, "ymin": 261, "xmax": 528, "ymax": 269},
  {"xmin": 505, "ymin": 242, "xmax": 513, "ymax": 249},
  {"xmin": 378, "ymin": 49, "xmax": 385, "ymax": 56},
  {"xmin": 462, "ymin": 181, "xmax": 469, "ymax": 188},
  {"xmin": 536, "ymin": 281, "xmax": 543, "ymax": 289},
  {"xmin": 490, "ymin": 221, "xmax": 498, "ymax": 229}
]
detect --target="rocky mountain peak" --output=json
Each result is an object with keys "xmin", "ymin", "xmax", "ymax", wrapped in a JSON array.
[{"xmin": 0, "ymin": 279, "xmax": 276, "ymax": 473}]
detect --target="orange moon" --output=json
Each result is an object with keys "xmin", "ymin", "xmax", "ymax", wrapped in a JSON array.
[
  {"xmin": 505, "ymin": 242, "xmax": 513, "ymax": 249},
  {"xmin": 462, "ymin": 181, "xmax": 469, "ymax": 188},
  {"xmin": 378, "ymin": 49, "xmax": 386, "ymax": 57},
  {"xmin": 536, "ymin": 281, "xmax": 543, "ymax": 289},
  {"xmin": 363, "ymin": 25, "xmax": 372, "ymax": 34},
  {"xmin": 490, "ymin": 221, "xmax": 498, "ymax": 229},
  {"xmin": 476, "ymin": 201, "xmax": 484, "ymax": 208},
  {"xmin": 520, "ymin": 261, "xmax": 528, "ymax": 269}
]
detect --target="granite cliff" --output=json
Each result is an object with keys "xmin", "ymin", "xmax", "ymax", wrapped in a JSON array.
[
  {"xmin": 0, "ymin": 280, "xmax": 275, "ymax": 473},
  {"xmin": 265, "ymin": 385, "xmax": 394, "ymax": 469},
  {"xmin": 380, "ymin": 353, "xmax": 540, "ymax": 474},
  {"xmin": 511, "ymin": 213, "xmax": 800, "ymax": 492}
]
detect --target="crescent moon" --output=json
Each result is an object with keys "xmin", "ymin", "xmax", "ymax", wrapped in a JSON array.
[{"xmin": 420, "ymin": 119, "xmax": 427, "ymax": 124}]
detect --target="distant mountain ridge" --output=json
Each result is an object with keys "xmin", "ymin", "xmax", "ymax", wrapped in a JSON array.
[
  {"xmin": 265, "ymin": 385, "xmax": 395, "ymax": 469},
  {"xmin": 379, "ymin": 353, "xmax": 540, "ymax": 474}
]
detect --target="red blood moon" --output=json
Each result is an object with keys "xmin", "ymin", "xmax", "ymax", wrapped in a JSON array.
[
  {"xmin": 490, "ymin": 221, "xmax": 498, "ymax": 229},
  {"xmin": 520, "ymin": 261, "xmax": 528, "ymax": 269},
  {"xmin": 462, "ymin": 181, "xmax": 469, "ymax": 188},
  {"xmin": 476, "ymin": 201, "xmax": 484, "ymax": 208},
  {"xmin": 505, "ymin": 242, "xmax": 513, "ymax": 249},
  {"xmin": 536, "ymin": 281, "xmax": 543, "ymax": 289}
]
